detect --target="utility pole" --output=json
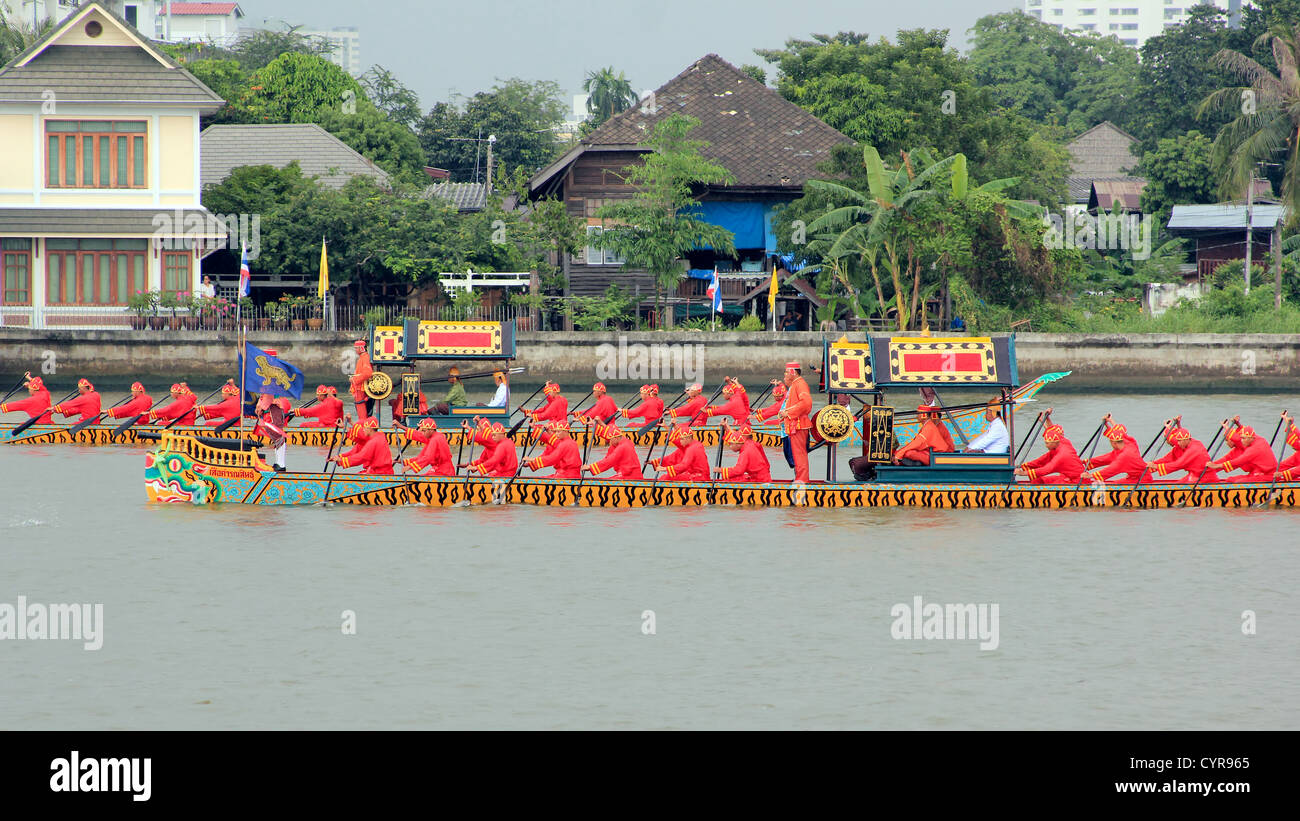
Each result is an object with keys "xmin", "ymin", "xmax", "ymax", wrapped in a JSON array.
[
  {"xmin": 1244, "ymin": 175, "xmax": 1254, "ymax": 296},
  {"xmin": 486, "ymin": 134, "xmax": 495, "ymax": 197}
]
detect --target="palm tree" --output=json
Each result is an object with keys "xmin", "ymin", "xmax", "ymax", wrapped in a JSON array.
[
  {"xmin": 805, "ymin": 146, "xmax": 1032, "ymax": 330},
  {"xmin": 1199, "ymin": 22, "xmax": 1300, "ymax": 214},
  {"xmin": 582, "ymin": 67, "xmax": 637, "ymax": 127},
  {"xmin": 0, "ymin": 12, "xmax": 53, "ymax": 66}
]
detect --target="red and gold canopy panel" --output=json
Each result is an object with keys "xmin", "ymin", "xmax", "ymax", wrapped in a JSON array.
[
  {"xmin": 415, "ymin": 321, "xmax": 504, "ymax": 357},
  {"xmin": 887, "ymin": 337, "xmax": 998, "ymax": 383},
  {"xmin": 826, "ymin": 345, "xmax": 874, "ymax": 391},
  {"xmin": 371, "ymin": 326, "xmax": 406, "ymax": 363}
]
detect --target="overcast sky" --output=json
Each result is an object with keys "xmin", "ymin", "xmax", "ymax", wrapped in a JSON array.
[{"xmin": 243, "ymin": 0, "xmax": 1018, "ymax": 116}]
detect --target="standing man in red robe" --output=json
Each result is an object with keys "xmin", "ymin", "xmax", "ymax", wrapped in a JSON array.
[
  {"xmin": 1015, "ymin": 420, "xmax": 1084, "ymax": 484},
  {"xmin": 52, "ymin": 378, "xmax": 101, "ymax": 423},
  {"xmin": 253, "ymin": 393, "xmax": 288, "ymax": 471},
  {"xmin": 777, "ymin": 363, "xmax": 813, "ymax": 481},
  {"xmin": 1, "ymin": 374, "xmax": 53, "ymax": 423},
  {"xmin": 402, "ymin": 418, "xmax": 454, "ymax": 476},
  {"xmin": 650, "ymin": 424, "xmax": 710, "ymax": 481},
  {"xmin": 1209, "ymin": 420, "xmax": 1278, "ymax": 482},
  {"xmin": 1148, "ymin": 422, "xmax": 1217, "ymax": 483},
  {"xmin": 109, "ymin": 382, "xmax": 152, "ymax": 423},
  {"xmin": 349, "ymin": 339, "xmax": 374, "ymax": 421},
  {"xmin": 621, "ymin": 384, "xmax": 664, "ymax": 427},
  {"xmin": 149, "ymin": 383, "xmax": 197, "ymax": 426},
  {"xmin": 585, "ymin": 423, "xmax": 645, "ymax": 479},
  {"xmin": 198, "ymin": 380, "xmax": 241, "ymax": 426},
  {"xmin": 525, "ymin": 421, "xmax": 582, "ymax": 479}
]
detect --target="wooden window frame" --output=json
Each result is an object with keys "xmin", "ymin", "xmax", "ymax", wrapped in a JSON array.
[
  {"xmin": 162, "ymin": 250, "xmax": 192, "ymax": 297},
  {"xmin": 45, "ymin": 246, "xmax": 148, "ymax": 306},
  {"xmin": 44, "ymin": 121, "xmax": 148, "ymax": 189},
  {"xmin": 1, "ymin": 240, "xmax": 33, "ymax": 306}
]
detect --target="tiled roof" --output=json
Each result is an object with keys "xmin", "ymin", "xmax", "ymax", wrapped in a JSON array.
[
  {"xmin": 0, "ymin": 45, "xmax": 224, "ymax": 108},
  {"xmin": 532, "ymin": 54, "xmax": 852, "ymax": 194},
  {"xmin": 1066, "ymin": 121, "xmax": 1139, "ymax": 178},
  {"xmin": 0, "ymin": 208, "xmax": 227, "ymax": 236},
  {"xmin": 426, "ymin": 182, "xmax": 487, "ymax": 211},
  {"xmin": 200, "ymin": 124, "xmax": 390, "ymax": 190},
  {"xmin": 162, "ymin": 3, "xmax": 242, "ymax": 14}
]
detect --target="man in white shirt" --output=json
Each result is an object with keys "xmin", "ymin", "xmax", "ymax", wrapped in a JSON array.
[
  {"xmin": 964, "ymin": 398, "xmax": 1010, "ymax": 454},
  {"xmin": 485, "ymin": 370, "xmax": 509, "ymax": 408}
]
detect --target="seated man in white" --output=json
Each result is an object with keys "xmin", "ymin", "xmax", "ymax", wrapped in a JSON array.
[{"xmin": 964, "ymin": 398, "xmax": 1010, "ymax": 453}]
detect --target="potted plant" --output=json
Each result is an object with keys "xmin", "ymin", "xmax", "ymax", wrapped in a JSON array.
[
  {"xmin": 306, "ymin": 295, "xmax": 325, "ymax": 330},
  {"xmin": 147, "ymin": 290, "xmax": 166, "ymax": 330},
  {"xmin": 267, "ymin": 297, "xmax": 290, "ymax": 329},
  {"xmin": 509, "ymin": 291, "xmax": 549, "ymax": 332},
  {"xmin": 158, "ymin": 290, "xmax": 183, "ymax": 330},
  {"xmin": 127, "ymin": 291, "xmax": 154, "ymax": 330},
  {"xmin": 180, "ymin": 292, "xmax": 199, "ymax": 330},
  {"xmin": 290, "ymin": 295, "xmax": 307, "ymax": 330}
]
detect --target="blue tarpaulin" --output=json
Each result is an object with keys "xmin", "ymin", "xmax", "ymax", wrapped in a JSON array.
[{"xmin": 690, "ymin": 201, "xmax": 769, "ymax": 250}]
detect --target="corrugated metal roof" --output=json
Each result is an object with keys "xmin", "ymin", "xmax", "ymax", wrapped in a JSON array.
[
  {"xmin": 1088, "ymin": 178, "xmax": 1146, "ymax": 212},
  {"xmin": 200, "ymin": 124, "xmax": 390, "ymax": 190},
  {"xmin": 0, "ymin": 208, "xmax": 227, "ymax": 236},
  {"xmin": 1167, "ymin": 204, "xmax": 1286, "ymax": 230},
  {"xmin": 162, "ymin": 3, "xmax": 242, "ymax": 15},
  {"xmin": 425, "ymin": 182, "xmax": 487, "ymax": 211},
  {"xmin": 0, "ymin": 45, "xmax": 224, "ymax": 109}
]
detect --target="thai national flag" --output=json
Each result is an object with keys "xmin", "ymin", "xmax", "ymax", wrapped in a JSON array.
[
  {"xmin": 238, "ymin": 242, "xmax": 251, "ymax": 298},
  {"xmin": 707, "ymin": 268, "xmax": 722, "ymax": 314}
]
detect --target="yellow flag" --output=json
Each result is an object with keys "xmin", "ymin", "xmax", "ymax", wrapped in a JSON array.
[
  {"xmin": 318, "ymin": 238, "xmax": 329, "ymax": 298},
  {"xmin": 767, "ymin": 267, "xmax": 779, "ymax": 313}
]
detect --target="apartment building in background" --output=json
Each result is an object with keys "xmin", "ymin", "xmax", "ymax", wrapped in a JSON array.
[
  {"xmin": 297, "ymin": 26, "xmax": 360, "ymax": 76},
  {"xmin": 1024, "ymin": 1, "xmax": 1250, "ymax": 47}
]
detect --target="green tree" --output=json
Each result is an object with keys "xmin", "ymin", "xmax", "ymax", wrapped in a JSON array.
[
  {"xmin": 968, "ymin": 10, "xmax": 1080, "ymax": 123},
  {"xmin": 1136, "ymin": 131, "xmax": 1216, "ymax": 228},
  {"xmin": 248, "ymin": 52, "xmax": 363, "ymax": 124},
  {"xmin": 361, "ymin": 65, "xmax": 422, "ymax": 129},
  {"xmin": 1200, "ymin": 22, "xmax": 1300, "ymax": 216},
  {"xmin": 1061, "ymin": 35, "xmax": 1141, "ymax": 135},
  {"xmin": 418, "ymin": 79, "xmax": 566, "ymax": 181},
  {"xmin": 314, "ymin": 103, "xmax": 426, "ymax": 183},
  {"xmin": 582, "ymin": 66, "xmax": 637, "ymax": 127},
  {"xmin": 227, "ymin": 27, "xmax": 337, "ymax": 71},
  {"xmin": 594, "ymin": 113, "xmax": 737, "ymax": 324},
  {"xmin": 739, "ymin": 64, "xmax": 767, "ymax": 85}
]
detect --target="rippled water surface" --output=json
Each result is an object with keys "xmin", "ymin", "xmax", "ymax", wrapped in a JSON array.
[{"xmin": 1, "ymin": 390, "xmax": 1297, "ymax": 729}]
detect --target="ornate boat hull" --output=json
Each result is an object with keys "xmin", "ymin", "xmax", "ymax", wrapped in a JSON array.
[{"xmin": 144, "ymin": 434, "xmax": 1299, "ymax": 510}]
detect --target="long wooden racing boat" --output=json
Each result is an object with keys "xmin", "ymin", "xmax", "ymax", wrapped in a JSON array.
[
  {"xmin": 143, "ymin": 431, "xmax": 1299, "ymax": 509},
  {"xmin": 7, "ymin": 371, "xmax": 1069, "ymax": 449}
]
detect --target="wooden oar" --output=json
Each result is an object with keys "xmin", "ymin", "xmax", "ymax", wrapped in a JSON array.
[
  {"xmin": 570, "ymin": 420, "xmax": 593, "ymax": 506},
  {"xmin": 506, "ymin": 387, "xmax": 547, "ymax": 437},
  {"xmin": 112, "ymin": 396, "xmax": 164, "ymax": 441},
  {"xmin": 504, "ymin": 419, "xmax": 536, "ymax": 491},
  {"xmin": 1002, "ymin": 410, "xmax": 1045, "ymax": 507},
  {"xmin": 1255, "ymin": 410, "xmax": 1291, "ymax": 508},
  {"xmin": 393, "ymin": 421, "xmax": 416, "ymax": 472},
  {"xmin": 1121, "ymin": 418, "xmax": 1175, "ymax": 509},
  {"xmin": 0, "ymin": 373, "xmax": 28, "ymax": 404},
  {"xmin": 322, "ymin": 419, "xmax": 343, "ymax": 471},
  {"xmin": 420, "ymin": 366, "xmax": 525, "ymax": 386},
  {"xmin": 163, "ymin": 385, "xmax": 224, "ymax": 430},
  {"xmin": 565, "ymin": 390, "xmax": 594, "ymax": 421},
  {"xmin": 707, "ymin": 424, "xmax": 728, "ymax": 504},
  {"xmin": 1174, "ymin": 421, "xmax": 1231, "ymax": 508},
  {"xmin": 9, "ymin": 387, "xmax": 78, "ymax": 437},
  {"xmin": 213, "ymin": 414, "xmax": 241, "ymax": 435},
  {"xmin": 1068, "ymin": 418, "xmax": 1108, "ymax": 506},
  {"xmin": 63, "ymin": 393, "xmax": 133, "ymax": 438},
  {"xmin": 320, "ymin": 449, "xmax": 343, "ymax": 506},
  {"xmin": 649, "ymin": 387, "xmax": 721, "ymax": 483},
  {"xmin": 453, "ymin": 433, "xmax": 479, "ymax": 506}
]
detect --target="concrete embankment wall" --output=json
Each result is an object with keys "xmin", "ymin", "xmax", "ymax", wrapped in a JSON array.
[{"xmin": 0, "ymin": 330, "xmax": 1297, "ymax": 391}]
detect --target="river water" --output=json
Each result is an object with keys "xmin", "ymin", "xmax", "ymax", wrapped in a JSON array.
[{"xmin": 1, "ymin": 388, "xmax": 1297, "ymax": 729}]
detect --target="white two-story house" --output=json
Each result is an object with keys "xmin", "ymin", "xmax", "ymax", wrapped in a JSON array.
[{"xmin": 0, "ymin": 0, "xmax": 227, "ymax": 328}]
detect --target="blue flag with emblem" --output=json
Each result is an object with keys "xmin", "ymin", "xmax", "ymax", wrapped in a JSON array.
[{"xmin": 238, "ymin": 342, "xmax": 304, "ymax": 399}]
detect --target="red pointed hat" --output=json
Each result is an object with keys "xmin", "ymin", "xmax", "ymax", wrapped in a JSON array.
[
  {"xmin": 785, "ymin": 361, "xmax": 800, "ymax": 371},
  {"xmin": 353, "ymin": 339, "xmax": 367, "ymax": 349},
  {"xmin": 669, "ymin": 424, "xmax": 692, "ymax": 444},
  {"xmin": 772, "ymin": 383, "xmax": 787, "ymax": 399},
  {"xmin": 77, "ymin": 378, "xmax": 94, "ymax": 390},
  {"xmin": 1104, "ymin": 423, "xmax": 1128, "ymax": 442},
  {"xmin": 725, "ymin": 429, "xmax": 746, "ymax": 445},
  {"xmin": 543, "ymin": 381, "xmax": 561, "ymax": 395},
  {"xmin": 130, "ymin": 381, "xmax": 145, "ymax": 392},
  {"xmin": 1166, "ymin": 426, "xmax": 1191, "ymax": 445},
  {"xmin": 1288, "ymin": 423, "xmax": 1300, "ymax": 448},
  {"xmin": 170, "ymin": 383, "xmax": 183, "ymax": 393},
  {"xmin": 25, "ymin": 376, "xmax": 44, "ymax": 391},
  {"xmin": 417, "ymin": 417, "xmax": 437, "ymax": 430},
  {"xmin": 361, "ymin": 416, "xmax": 380, "ymax": 430},
  {"xmin": 221, "ymin": 380, "xmax": 240, "ymax": 397},
  {"xmin": 1043, "ymin": 424, "xmax": 1065, "ymax": 443},
  {"xmin": 1240, "ymin": 425, "xmax": 1257, "ymax": 438},
  {"xmin": 592, "ymin": 382, "xmax": 607, "ymax": 393},
  {"xmin": 315, "ymin": 384, "xmax": 329, "ymax": 395}
]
